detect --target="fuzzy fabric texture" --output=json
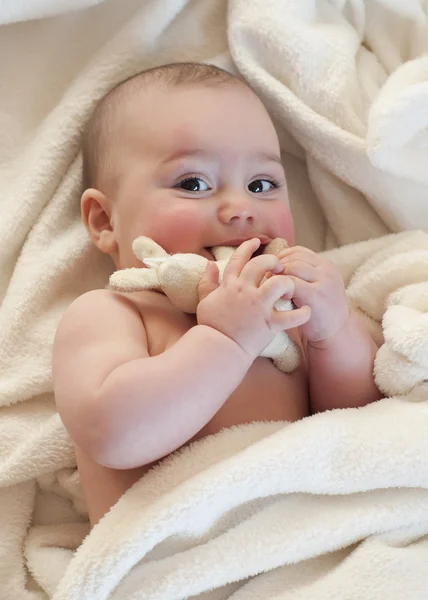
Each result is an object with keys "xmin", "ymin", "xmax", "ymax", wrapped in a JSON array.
[{"xmin": 0, "ymin": 0, "xmax": 427, "ymax": 598}]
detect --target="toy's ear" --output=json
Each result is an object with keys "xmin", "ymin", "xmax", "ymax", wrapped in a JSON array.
[
  {"xmin": 132, "ymin": 236, "xmax": 169, "ymax": 262},
  {"xmin": 109, "ymin": 236, "xmax": 167, "ymax": 292},
  {"xmin": 109, "ymin": 267, "xmax": 161, "ymax": 292},
  {"xmin": 264, "ymin": 238, "xmax": 289, "ymax": 255},
  {"xmin": 160, "ymin": 257, "xmax": 208, "ymax": 313}
]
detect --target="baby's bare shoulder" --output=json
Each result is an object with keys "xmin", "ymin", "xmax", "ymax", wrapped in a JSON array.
[
  {"xmin": 53, "ymin": 289, "xmax": 150, "ymax": 401},
  {"xmin": 56, "ymin": 288, "xmax": 142, "ymax": 333},
  {"xmin": 52, "ymin": 288, "xmax": 169, "ymax": 370},
  {"xmin": 58, "ymin": 288, "xmax": 162, "ymax": 327}
]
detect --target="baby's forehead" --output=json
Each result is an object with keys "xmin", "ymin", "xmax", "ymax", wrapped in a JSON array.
[
  {"xmin": 85, "ymin": 64, "xmax": 274, "ymax": 190},
  {"xmin": 120, "ymin": 78, "xmax": 260, "ymax": 120},
  {"xmin": 116, "ymin": 83, "xmax": 276, "ymax": 148}
]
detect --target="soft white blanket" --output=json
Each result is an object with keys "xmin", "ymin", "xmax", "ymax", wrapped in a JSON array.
[
  {"xmin": 0, "ymin": 0, "xmax": 427, "ymax": 598},
  {"xmin": 2, "ymin": 230, "xmax": 427, "ymax": 600}
]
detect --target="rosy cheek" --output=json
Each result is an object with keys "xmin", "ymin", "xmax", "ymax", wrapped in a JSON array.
[
  {"xmin": 270, "ymin": 206, "xmax": 295, "ymax": 246},
  {"xmin": 147, "ymin": 204, "xmax": 206, "ymax": 254}
]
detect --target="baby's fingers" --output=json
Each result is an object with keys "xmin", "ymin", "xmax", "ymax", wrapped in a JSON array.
[
  {"xmin": 240, "ymin": 254, "xmax": 283, "ymax": 286},
  {"xmin": 282, "ymin": 260, "xmax": 317, "ymax": 283},
  {"xmin": 198, "ymin": 261, "xmax": 219, "ymax": 301},
  {"xmin": 260, "ymin": 274, "xmax": 294, "ymax": 306},
  {"xmin": 223, "ymin": 239, "xmax": 260, "ymax": 280},
  {"xmin": 269, "ymin": 305, "xmax": 311, "ymax": 332},
  {"xmin": 277, "ymin": 246, "xmax": 319, "ymax": 266}
]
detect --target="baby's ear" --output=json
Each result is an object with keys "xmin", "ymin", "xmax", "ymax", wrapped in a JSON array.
[{"xmin": 81, "ymin": 188, "xmax": 118, "ymax": 255}]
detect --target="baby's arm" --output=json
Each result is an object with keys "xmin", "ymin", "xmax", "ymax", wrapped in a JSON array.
[
  {"xmin": 307, "ymin": 311, "xmax": 382, "ymax": 413},
  {"xmin": 277, "ymin": 246, "xmax": 382, "ymax": 414},
  {"xmin": 53, "ymin": 289, "xmax": 252, "ymax": 470},
  {"xmin": 53, "ymin": 240, "xmax": 309, "ymax": 470}
]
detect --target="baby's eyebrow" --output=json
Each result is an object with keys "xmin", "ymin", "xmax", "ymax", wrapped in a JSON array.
[
  {"xmin": 256, "ymin": 151, "xmax": 283, "ymax": 166},
  {"xmin": 162, "ymin": 149, "xmax": 220, "ymax": 164},
  {"xmin": 162, "ymin": 148, "xmax": 282, "ymax": 166}
]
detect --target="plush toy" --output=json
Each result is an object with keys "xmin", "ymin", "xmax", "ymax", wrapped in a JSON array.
[{"xmin": 109, "ymin": 236, "xmax": 300, "ymax": 373}]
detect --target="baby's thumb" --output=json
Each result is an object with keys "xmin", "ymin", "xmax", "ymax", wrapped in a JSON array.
[{"xmin": 198, "ymin": 261, "xmax": 219, "ymax": 301}]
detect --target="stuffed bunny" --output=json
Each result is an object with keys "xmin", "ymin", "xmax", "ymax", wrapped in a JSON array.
[{"xmin": 109, "ymin": 236, "xmax": 300, "ymax": 373}]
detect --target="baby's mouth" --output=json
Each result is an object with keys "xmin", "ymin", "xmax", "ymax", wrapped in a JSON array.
[
  {"xmin": 203, "ymin": 247, "xmax": 216, "ymax": 260},
  {"xmin": 252, "ymin": 243, "xmax": 266, "ymax": 257},
  {"xmin": 205, "ymin": 243, "xmax": 266, "ymax": 260}
]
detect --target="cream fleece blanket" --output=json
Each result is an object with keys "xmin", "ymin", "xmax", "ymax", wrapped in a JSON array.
[
  {"xmin": 0, "ymin": 0, "xmax": 428, "ymax": 598},
  {"xmin": 11, "ymin": 229, "xmax": 422, "ymax": 600}
]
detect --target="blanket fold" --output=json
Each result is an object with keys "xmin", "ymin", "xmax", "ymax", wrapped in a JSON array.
[
  {"xmin": 52, "ymin": 396, "xmax": 428, "ymax": 600},
  {"xmin": 1, "ymin": 1, "xmax": 428, "ymax": 598},
  {"xmin": 18, "ymin": 230, "xmax": 427, "ymax": 600}
]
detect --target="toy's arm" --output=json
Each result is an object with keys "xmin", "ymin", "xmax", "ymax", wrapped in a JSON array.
[
  {"xmin": 109, "ymin": 236, "xmax": 168, "ymax": 293},
  {"xmin": 109, "ymin": 267, "xmax": 160, "ymax": 293}
]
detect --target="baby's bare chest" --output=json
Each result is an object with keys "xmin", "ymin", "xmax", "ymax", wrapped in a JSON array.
[
  {"xmin": 79, "ymin": 293, "xmax": 309, "ymax": 528},
  {"xmin": 198, "ymin": 357, "xmax": 310, "ymax": 439}
]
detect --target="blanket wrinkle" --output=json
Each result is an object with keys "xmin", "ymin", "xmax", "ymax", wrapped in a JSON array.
[{"xmin": 0, "ymin": 1, "xmax": 428, "ymax": 598}]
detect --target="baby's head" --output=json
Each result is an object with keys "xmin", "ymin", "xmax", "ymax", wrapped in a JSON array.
[{"xmin": 81, "ymin": 62, "xmax": 294, "ymax": 269}]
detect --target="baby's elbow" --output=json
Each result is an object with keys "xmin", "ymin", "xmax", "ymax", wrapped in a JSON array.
[
  {"xmin": 81, "ymin": 407, "xmax": 158, "ymax": 470},
  {"xmin": 76, "ymin": 400, "xmax": 128, "ymax": 469},
  {"xmin": 55, "ymin": 386, "xmax": 118, "ymax": 469},
  {"xmin": 76, "ymin": 427, "xmax": 131, "ymax": 470},
  {"xmin": 77, "ymin": 385, "xmax": 172, "ymax": 470},
  {"xmin": 88, "ymin": 439, "xmax": 159, "ymax": 471},
  {"xmin": 88, "ymin": 441, "xmax": 127, "ymax": 470}
]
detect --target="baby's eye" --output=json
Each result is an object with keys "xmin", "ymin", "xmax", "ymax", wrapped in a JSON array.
[
  {"xmin": 248, "ymin": 179, "xmax": 278, "ymax": 193},
  {"xmin": 177, "ymin": 177, "xmax": 210, "ymax": 192}
]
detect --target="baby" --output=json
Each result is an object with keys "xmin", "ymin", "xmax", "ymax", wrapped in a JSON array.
[{"xmin": 52, "ymin": 62, "xmax": 381, "ymax": 528}]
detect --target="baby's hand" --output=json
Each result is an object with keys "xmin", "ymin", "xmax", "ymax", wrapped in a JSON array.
[
  {"xmin": 197, "ymin": 239, "xmax": 311, "ymax": 360},
  {"xmin": 277, "ymin": 246, "xmax": 350, "ymax": 347}
]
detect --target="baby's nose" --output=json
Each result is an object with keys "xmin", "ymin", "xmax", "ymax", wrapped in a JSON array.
[{"xmin": 217, "ymin": 198, "xmax": 255, "ymax": 225}]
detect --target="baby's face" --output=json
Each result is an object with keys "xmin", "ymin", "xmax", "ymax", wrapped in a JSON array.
[{"xmin": 107, "ymin": 83, "xmax": 294, "ymax": 268}]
